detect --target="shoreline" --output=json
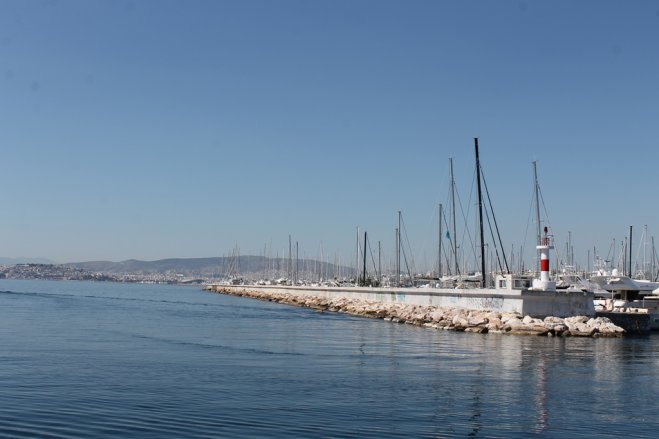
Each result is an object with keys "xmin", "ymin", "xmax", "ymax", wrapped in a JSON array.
[{"xmin": 207, "ymin": 285, "xmax": 626, "ymax": 338}]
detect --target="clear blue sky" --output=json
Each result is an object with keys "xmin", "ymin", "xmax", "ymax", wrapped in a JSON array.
[{"xmin": 1, "ymin": 0, "xmax": 658, "ymax": 271}]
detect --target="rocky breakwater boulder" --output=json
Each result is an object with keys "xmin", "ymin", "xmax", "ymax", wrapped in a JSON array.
[
  {"xmin": 562, "ymin": 316, "xmax": 625, "ymax": 337},
  {"xmin": 209, "ymin": 286, "xmax": 625, "ymax": 337}
]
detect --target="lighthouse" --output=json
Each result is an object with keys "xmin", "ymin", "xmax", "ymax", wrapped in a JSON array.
[{"xmin": 532, "ymin": 226, "xmax": 556, "ymax": 291}]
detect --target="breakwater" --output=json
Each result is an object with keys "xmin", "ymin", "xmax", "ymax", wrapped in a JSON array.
[{"xmin": 207, "ymin": 285, "xmax": 625, "ymax": 337}]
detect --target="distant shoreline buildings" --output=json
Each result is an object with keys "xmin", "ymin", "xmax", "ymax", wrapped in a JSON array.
[{"xmin": 0, "ymin": 263, "xmax": 206, "ymax": 284}]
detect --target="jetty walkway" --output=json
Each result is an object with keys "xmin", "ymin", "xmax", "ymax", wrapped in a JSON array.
[{"xmin": 206, "ymin": 284, "xmax": 625, "ymax": 337}]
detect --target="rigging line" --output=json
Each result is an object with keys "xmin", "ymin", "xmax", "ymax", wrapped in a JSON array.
[
  {"xmin": 463, "ymin": 167, "xmax": 477, "ymax": 265},
  {"xmin": 521, "ymin": 183, "xmax": 535, "ymax": 273},
  {"xmin": 420, "ymin": 203, "xmax": 440, "ymax": 274},
  {"xmin": 442, "ymin": 246, "xmax": 452, "ymax": 277},
  {"xmin": 479, "ymin": 165, "xmax": 510, "ymax": 273},
  {"xmin": 441, "ymin": 209, "xmax": 454, "ymax": 276},
  {"xmin": 482, "ymin": 197, "xmax": 504, "ymax": 273},
  {"xmin": 400, "ymin": 214, "xmax": 417, "ymax": 275},
  {"xmin": 536, "ymin": 182, "xmax": 566, "ymax": 267},
  {"xmin": 480, "ymin": 182, "xmax": 503, "ymax": 273},
  {"xmin": 427, "ymin": 169, "xmax": 450, "ymax": 272},
  {"xmin": 400, "ymin": 237, "xmax": 413, "ymax": 284},
  {"xmin": 551, "ymin": 234, "xmax": 565, "ymax": 272},
  {"xmin": 616, "ymin": 239, "xmax": 626, "ymax": 271},
  {"xmin": 442, "ymin": 212, "xmax": 455, "ymax": 276},
  {"xmin": 481, "ymin": 193, "xmax": 510, "ymax": 273},
  {"xmin": 445, "ymin": 162, "xmax": 463, "ymax": 276},
  {"xmin": 536, "ymin": 184, "xmax": 568, "ymax": 270},
  {"xmin": 441, "ymin": 202, "xmax": 456, "ymax": 276},
  {"xmin": 605, "ymin": 240, "xmax": 614, "ymax": 266},
  {"xmin": 444, "ymin": 209, "xmax": 460, "ymax": 276},
  {"xmin": 367, "ymin": 235, "xmax": 378, "ymax": 280},
  {"xmin": 633, "ymin": 227, "xmax": 648, "ymax": 274},
  {"xmin": 537, "ymin": 184, "xmax": 552, "ymax": 235},
  {"xmin": 455, "ymin": 168, "xmax": 476, "ymax": 272}
]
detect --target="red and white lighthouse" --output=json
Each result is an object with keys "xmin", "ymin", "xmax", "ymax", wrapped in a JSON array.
[{"xmin": 532, "ymin": 226, "xmax": 556, "ymax": 291}]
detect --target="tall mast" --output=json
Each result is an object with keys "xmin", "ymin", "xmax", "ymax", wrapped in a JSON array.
[
  {"xmin": 629, "ymin": 225, "xmax": 633, "ymax": 277},
  {"xmin": 397, "ymin": 211, "xmax": 402, "ymax": 287},
  {"xmin": 652, "ymin": 236, "xmax": 657, "ymax": 281},
  {"xmin": 532, "ymin": 161, "xmax": 542, "ymax": 278},
  {"xmin": 622, "ymin": 238, "xmax": 627, "ymax": 275},
  {"xmin": 295, "ymin": 241, "xmax": 299, "ymax": 284},
  {"xmin": 288, "ymin": 234, "xmax": 292, "ymax": 283},
  {"xmin": 395, "ymin": 227, "xmax": 399, "ymax": 287},
  {"xmin": 355, "ymin": 226, "xmax": 359, "ymax": 282},
  {"xmin": 532, "ymin": 161, "xmax": 542, "ymax": 247},
  {"xmin": 449, "ymin": 158, "xmax": 458, "ymax": 275},
  {"xmin": 362, "ymin": 231, "xmax": 368, "ymax": 286},
  {"xmin": 510, "ymin": 243, "xmax": 514, "ymax": 273},
  {"xmin": 438, "ymin": 203, "xmax": 443, "ymax": 279},
  {"xmin": 378, "ymin": 240, "xmax": 382, "ymax": 285},
  {"xmin": 474, "ymin": 138, "xmax": 486, "ymax": 288},
  {"xmin": 643, "ymin": 224, "xmax": 648, "ymax": 279}
]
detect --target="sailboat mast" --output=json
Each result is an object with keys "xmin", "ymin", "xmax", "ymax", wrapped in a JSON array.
[
  {"xmin": 288, "ymin": 235, "xmax": 292, "ymax": 283},
  {"xmin": 653, "ymin": 236, "xmax": 656, "ymax": 281},
  {"xmin": 355, "ymin": 226, "xmax": 359, "ymax": 282},
  {"xmin": 532, "ymin": 161, "xmax": 542, "ymax": 246},
  {"xmin": 644, "ymin": 224, "xmax": 648, "ymax": 278},
  {"xmin": 474, "ymin": 138, "xmax": 486, "ymax": 288},
  {"xmin": 449, "ymin": 158, "xmax": 458, "ymax": 275},
  {"xmin": 622, "ymin": 239, "xmax": 627, "ymax": 275},
  {"xmin": 362, "ymin": 231, "xmax": 368, "ymax": 286},
  {"xmin": 378, "ymin": 240, "xmax": 382, "ymax": 285},
  {"xmin": 395, "ymin": 227, "xmax": 399, "ymax": 287},
  {"xmin": 397, "ymin": 211, "xmax": 402, "ymax": 287},
  {"xmin": 295, "ymin": 241, "xmax": 298, "ymax": 284},
  {"xmin": 532, "ymin": 161, "xmax": 543, "ymax": 278},
  {"xmin": 438, "ymin": 203, "xmax": 443, "ymax": 279},
  {"xmin": 629, "ymin": 225, "xmax": 633, "ymax": 277}
]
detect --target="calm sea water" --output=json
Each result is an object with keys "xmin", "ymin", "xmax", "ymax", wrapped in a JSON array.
[{"xmin": 1, "ymin": 279, "xmax": 658, "ymax": 438}]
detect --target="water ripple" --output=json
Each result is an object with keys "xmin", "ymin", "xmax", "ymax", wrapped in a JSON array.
[{"xmin": 2, "ymin": 280, "xmax": 659, "ymax": 438}]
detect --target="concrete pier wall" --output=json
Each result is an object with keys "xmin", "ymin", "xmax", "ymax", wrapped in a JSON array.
[
  {"xmin": 596, "ymin": 311, "xmax": 651, "ymax": 334},
  {"xmin": 210, "ymin": 284, "xmax": 595, "ymax": 318}
]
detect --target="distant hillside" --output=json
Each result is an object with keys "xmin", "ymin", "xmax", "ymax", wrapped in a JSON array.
[
  {"xmin": 66, "ymin": 257, "xmax": 227, "ymax": 275},
  {"xmin": 65, "ymin": 256, "xmax": 354, "ymax": 279}
]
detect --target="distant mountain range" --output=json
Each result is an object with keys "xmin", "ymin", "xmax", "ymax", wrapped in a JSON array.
[{"xmin": 64, "ymin": 256, "xmax": 353, "ymax": 278}]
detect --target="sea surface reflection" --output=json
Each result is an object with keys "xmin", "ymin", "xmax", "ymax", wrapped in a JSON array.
[{"xmin": 1, "ymin": 279, "xmax": 657, "ymax": 438}]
